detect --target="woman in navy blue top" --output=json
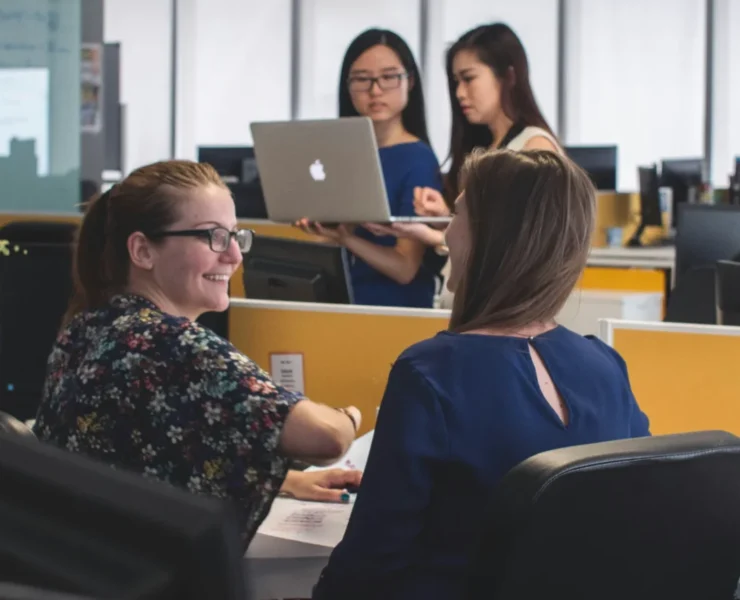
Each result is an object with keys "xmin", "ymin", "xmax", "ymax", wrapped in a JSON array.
[
  {"xmin": 313, "ymin": 150, "xmax": 651, "ymax": 600},
  {"xmin": 298, "ymin": 29, "xmax": 444, "ymax": 308}
]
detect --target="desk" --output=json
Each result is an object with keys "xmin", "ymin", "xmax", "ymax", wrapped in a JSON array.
[
  {"xmin": 587, "ymin": 246, "xmax": 675, "ymax": 271},
  {"xmin": 245, "ymin": 534, "xmax": 331, "ymax": 599}
]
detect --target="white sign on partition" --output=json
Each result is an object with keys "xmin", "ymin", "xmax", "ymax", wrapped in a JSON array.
[
  {"xmin": 0, "ymin": 67, "xmax": 49, "ymax": 176},
  {"xmin": 269, "ymin": 352, "xmax": 305, "ymax": 395}
]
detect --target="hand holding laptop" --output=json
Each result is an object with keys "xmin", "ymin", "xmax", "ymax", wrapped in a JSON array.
[
  {"xmin": 363, "ymin": 222, "xmax": 446, "ymax": 247},
  {"xmin": 295, "ymin": 218, "xmax": 356, "ymax": 244},
  {"xmin": 414, "ymin": 186, "xmax": 450, "ymax": 217}
]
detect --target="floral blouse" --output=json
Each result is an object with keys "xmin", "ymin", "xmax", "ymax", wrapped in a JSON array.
[{"xmin": 34, "ymin": 293, "xmax": 300, "ymax": 546}]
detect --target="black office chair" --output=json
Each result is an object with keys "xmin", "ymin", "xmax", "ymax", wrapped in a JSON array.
[
  {"xmin": 0, "ymin": 221, "xmax": 78, "ymax": 420},
  {"xmin": 466, "ymin": 431, "xmax": 740, "ymax": 600},
  {"xmin": 716, "ymin": 260, "xmax": 740, "ymax": 326}
]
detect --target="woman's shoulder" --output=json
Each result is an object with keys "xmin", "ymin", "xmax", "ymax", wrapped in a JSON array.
[
  {"xmin": 381, "ymin": 140, "xmax": 439, "ymax": 166},
  {"xmin": 507, "ymin": 126, "xmax": 560, "ymax": 152},
  {"xmin": 395, "ymin": 332, "xmax": 496, "ymax": 380},
  {"xmin": 88, "ymin": 295, "xmax": 243, "ymax": 361}
]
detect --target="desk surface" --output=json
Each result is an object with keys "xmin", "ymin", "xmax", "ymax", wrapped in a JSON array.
[
  {"xmin": 245, "ymin": 534, "xmax": 331, "ymax": 599},
  {"xmin": 587, "ymin": 246, "xmax": 675, "ymax": 270}
]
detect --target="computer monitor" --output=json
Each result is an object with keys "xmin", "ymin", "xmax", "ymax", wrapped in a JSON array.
[
  {"xmin": 197, "ymin": 147, "xmax": 267, "ymax": 219},
  {"xmin": 675, "ymin": 204, "xmax": 740, "ymax": 282},
  {"xmin": 0, "ymin": 434, "xmax": 249, "ymax": 599},
  {"xmin": 564, "ymin": 146, "xmax": 617, "ymax": 191},
  {"xmin": 628, "ymin": 165, "xmax": 662, "ymax": 247},
  {"xmin": 198, "ymin": 147, "xmax": 257, "ymax": 184},
  {"xmin": 660, "ymin": 158, "xmax": 703, "ymax": 228},
  {"xmin": 0, "ymin": 234, "xmax": 75, "ymax": 421},
  {"xmin": 715, "ymin": 260, "xmax": 740, "ymax": 326},
  {"xmin": 242, "ymin": 237, "xmax": 353, "ymax": 304}
]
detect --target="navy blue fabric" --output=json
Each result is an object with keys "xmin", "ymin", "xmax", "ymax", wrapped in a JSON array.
[
  {"xmin": 350, "ymin": 141, "xmax": 444, "ymax": 308},
  {"xmin": 314, "ymin": 327, "xmax": 651, "ymax": 600}
]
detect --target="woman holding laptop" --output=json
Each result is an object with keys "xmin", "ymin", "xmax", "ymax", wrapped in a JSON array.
[{"xmin": 298, "ymin": 29, "xmax": 445, "ymax": 309}]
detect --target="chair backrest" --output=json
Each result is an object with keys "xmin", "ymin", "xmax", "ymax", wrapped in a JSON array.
[
  {"xmin": 716, "ymin": 260, "xmax": 740, "ymax": 326},
  {"xmin": 466, "ymin": 431, "xmax": 740, "ymax": 600},
  {"xmin": 0, "ymin": 410, "xmax": 36, "ymax": 438}
]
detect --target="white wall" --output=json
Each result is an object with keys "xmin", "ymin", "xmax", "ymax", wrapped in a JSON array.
[
  {"xmin": 425, "ymin": 0, "xmax": 559, "ymax": 164},
  {"xmin": 710, "ymin": 0, "xmax": 740, "ymax": 186},
  {"xmin": 101, "ymin": 0, "xmax": 718, "ymax": 190},
  {"xmin": 175, "ymin": 0, "xmax": 292, "ymax": 160},
  {"xmin": 104, "ymin": 0, "xmax": 173, "ymax": 172},
  {"xmin": 297, "ymin": 0, "xmax": 421, "ymax": 120},
  {"xmin": 564, "ymin": 0, "xmax": 706, "ymax": 191}
]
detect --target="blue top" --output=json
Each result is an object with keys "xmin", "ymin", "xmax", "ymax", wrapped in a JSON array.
[
  {"xmin": 313, "ymin": 327, "xmax": 650, "ymax": 600},
  {"xmin": 350, "ymin": 141, "xmax": 445, "ymax": 308}
]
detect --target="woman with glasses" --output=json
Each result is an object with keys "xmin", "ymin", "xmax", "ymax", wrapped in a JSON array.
[
  {"xmin": 298, "ymin": 29, "xmax": 445, "ymax": 308},
  {"xmin": 33, "ymin": 160, "xmax": 362, "ymax": 547}
]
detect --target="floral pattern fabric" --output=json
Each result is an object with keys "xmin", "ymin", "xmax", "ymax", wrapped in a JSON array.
[{"xmin": 34, "ymin": 293, "xmax": 300, "ymax": 546}]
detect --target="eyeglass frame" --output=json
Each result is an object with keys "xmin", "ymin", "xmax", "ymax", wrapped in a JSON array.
[
  {"xmin": 346, "ymin": 72, "xmax": 409, "ymax": 93},
  {"xmin": 147, "ymin": 227, "xmax": 255, "ymax": 253}
]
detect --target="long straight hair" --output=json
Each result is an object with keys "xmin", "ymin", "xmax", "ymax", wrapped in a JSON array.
[
  {"xmin": 449, "ymin": 149, "xmax": 595, "ymax": 333},
  {"xmin": 338, "ymin": 28, "xmax": 430, "ymax": 145},
  {"xmin": 445, "ymin": 23, "xmax": 556, "ymax": 201}
]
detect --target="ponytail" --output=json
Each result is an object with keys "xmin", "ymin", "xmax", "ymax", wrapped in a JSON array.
[{"xmin": 63, "ymin": 188, "xmax": 115, "ymax": 326}]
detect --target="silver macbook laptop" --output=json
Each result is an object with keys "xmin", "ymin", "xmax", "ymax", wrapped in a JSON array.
[{"xmin": 250, "ymin": 117, "xmax": 451, "ymax": 224}]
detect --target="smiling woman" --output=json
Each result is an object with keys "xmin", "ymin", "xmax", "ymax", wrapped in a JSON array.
[{"xmin": 33, "ymin": 160, "xmax": 363, "ymax": 547}]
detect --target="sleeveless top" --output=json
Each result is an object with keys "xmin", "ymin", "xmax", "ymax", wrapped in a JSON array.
[
  {"xmin": 506, "ymin": 125, "xmax": 562, "ymax": 153},
  {"xmin": 438, "ymin": 124, "xmax": 562, "ymax": 309}
]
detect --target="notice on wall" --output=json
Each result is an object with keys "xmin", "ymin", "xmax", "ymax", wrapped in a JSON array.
[
  {"xmin": 269, "ymin": 353, "xmax": 305, "ymax": 394},
  {"xmin": 80, "ymin": 43, "xmax": 102, "ymax": 133}
]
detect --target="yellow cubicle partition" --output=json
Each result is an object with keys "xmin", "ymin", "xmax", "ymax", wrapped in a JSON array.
[
  {"xmin": 229, "ymin": 299, "xmax": 449, "ymax": 434},
  {"xmin": 599, "ymin": 319, "xmax": 740, "ymax": 436}
]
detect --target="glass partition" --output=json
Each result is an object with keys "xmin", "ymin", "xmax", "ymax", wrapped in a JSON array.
[{"xmin": 0, "ymin": 0, "xmax": 80, "ymax": 213}]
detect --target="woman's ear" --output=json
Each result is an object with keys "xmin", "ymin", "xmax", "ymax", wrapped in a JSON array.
[{"xmin": 127, "ymin": 231, "xmax": 155, "ymax": 271}]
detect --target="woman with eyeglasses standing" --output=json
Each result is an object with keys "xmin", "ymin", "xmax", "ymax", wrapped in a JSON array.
[
  {"xmin": 298, "ymin": 29, "xmax": 445, "ymax": 308},
  {"xmin": 33, "ymin": 160, "xmax": 362, "ymax": 547}
]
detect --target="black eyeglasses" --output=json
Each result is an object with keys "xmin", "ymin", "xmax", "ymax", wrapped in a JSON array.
[
  {"xmin": 347, "ymin": 72, "xmax": 408, "ymax": 93},
  {"xmin": 148, "ymin": 227, "xmax": 254, "ymax": 253}
]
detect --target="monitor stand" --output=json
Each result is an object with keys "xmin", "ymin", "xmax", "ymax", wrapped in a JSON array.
[{"xmin": 626, "ymin": 224, "xmax": 675, "ymax": 248}]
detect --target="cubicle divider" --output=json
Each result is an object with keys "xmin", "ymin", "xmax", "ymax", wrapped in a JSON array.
[
  {"xmin": 228, "ymin": 295, "xmax": 664, "ymax": 433},
  {"xmin": 228, "ymin": 299, "xmax": 449, "ymax": 434},
  {"xmin": 599, "ymin": 319, "xmax": 740, "ymax": 436}
]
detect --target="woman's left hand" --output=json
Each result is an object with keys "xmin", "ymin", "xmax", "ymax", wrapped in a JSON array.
[
  {"xmin": 280, "ymin": 469, "xmax": 363, "ymax": 503},
  {"xmin": 312, "ymin": 222, "xmax": 356, "ymax": 245}
]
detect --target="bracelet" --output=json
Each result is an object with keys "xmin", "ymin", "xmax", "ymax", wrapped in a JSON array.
[{"xmin": 337, "ymin": 408, "xmax": 358, "ymax": 432}]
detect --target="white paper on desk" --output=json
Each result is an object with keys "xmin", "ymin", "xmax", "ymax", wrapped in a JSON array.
[
  {"xmin": 258, "ymin": 497, "xmax": 353, "ymax": 547},
  {"xmin": 305, "ymin": 430, "xmax": 375, "ymax": 473}
]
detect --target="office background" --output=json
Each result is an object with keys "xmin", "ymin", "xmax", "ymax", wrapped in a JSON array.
[{"xmin": 1, "ymin": 0, "xmax": 739, "ymax": 213}]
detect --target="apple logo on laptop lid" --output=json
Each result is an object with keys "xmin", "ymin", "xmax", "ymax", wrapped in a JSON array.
[{"xmin": 309, "ymin": 159, "xmax": 326, "ymax": 182}]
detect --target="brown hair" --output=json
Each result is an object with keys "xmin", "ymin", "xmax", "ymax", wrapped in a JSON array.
[
  {"xmin": 449, "ymin": 149, "xmax": 595, "ymax": 332},
  {"xmin": 64, "ymin": 160, "xmax": 226, "ymax": 326}
]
